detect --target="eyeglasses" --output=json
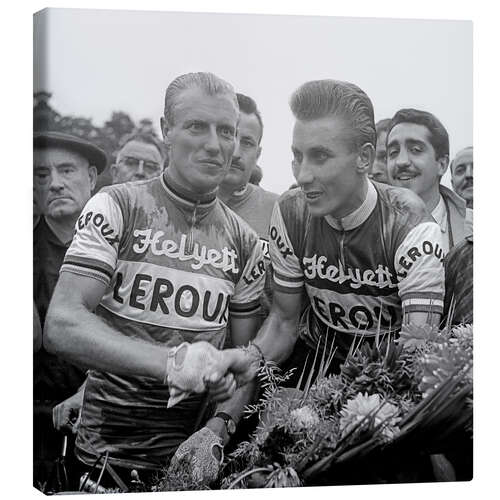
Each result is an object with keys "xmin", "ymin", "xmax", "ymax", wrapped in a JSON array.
[{"xmin": 119, "ymin": 156, "xmax": 161, "ymax": 173}]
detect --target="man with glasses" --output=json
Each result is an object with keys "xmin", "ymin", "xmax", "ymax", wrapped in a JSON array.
[{"xmin": 110, "ymin": 132, "xmax": 165, "ymax": 184}]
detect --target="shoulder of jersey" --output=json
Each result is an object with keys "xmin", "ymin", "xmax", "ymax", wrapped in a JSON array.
[
  {"xmin": 374, "ymin": 182, "xmax": 431, "ymax": 224},
  {"xmin": 218, "ymin": 198, "xmax": 260, "ymax": 239},
  {"xmin": 98, "ymin": 177, "xmax": 159, "ymax": 203},
  {"xmin": 252, "ymin": 184, "xmax": 280, "ymax": 204},
  {"xmin": 277, "ymin": 186, "xmax": 304, "ymax": 204}
]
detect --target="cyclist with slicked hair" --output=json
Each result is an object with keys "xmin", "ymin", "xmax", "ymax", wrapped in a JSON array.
[
  {"xmin": 45, "ymin": 72, "xmax": 264, "ymax": 488},
  {"xmin": 181, "ymin": 79, "xmax": 446, "ymax": 485}
]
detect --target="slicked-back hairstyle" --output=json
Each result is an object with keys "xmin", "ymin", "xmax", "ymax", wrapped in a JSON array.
[
  {"xmin": 388, "ymin": 109, "xmax": 449, "ymax": 160},
  {"xmin": 163, "ymin": 72, "xmax": 238, "ymax": 127},
  {"xmin": 116, "ymin": 131, "xmax": 166, "ymax": 160},
  {"xmin": 375, "ymin": 118, "xmax": 391, "ymax": 136},
  {"xmin": 289, "ymin": 79, "xmax": 376, "ymax": 151},
  {"xmin": 236, "ymin": 92, "xmax": 264, "ymax": 144},
  {"xmin": 450, "ymin": 146, "xmax": 473, "ymax": 173}
]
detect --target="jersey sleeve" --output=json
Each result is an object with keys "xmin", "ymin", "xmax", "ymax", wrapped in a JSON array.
[
  {"xmin": 229, "ymin": 235, "xmax": 266, "ymax": 319},
  {"xmin": 395, "ymin": 221, "xmax": 445, "ymax": 315},
  {"xmin": 60, "ymin": 191, "xmax": 124, "ymax": 287},
  {"xmin": 269, "ymin": 202, "xmax": 304, "ymax": 294}
]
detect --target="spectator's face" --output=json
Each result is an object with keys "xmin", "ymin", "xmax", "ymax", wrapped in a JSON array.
[
  {"xmin": 112, "ymin": 140, "xmax": 163, "ymax": 184},
  {"xmin": 369, "ymin": 131, "xmax": 389, "ymax": 184},
  {"xmin": 451, "ymin": 148, "xmax": 473, "ymax": 204},
  {"xmin": 386, "ymin": 123, "xmax": 447, "ymax": 198},
  {"xmin": 164, "ymin": 87, "xmax": 238, "ymax": 194},
  {"xmin": 222, "ymin": 111, "xmax": 262, "ymax": 191},
  {"xmin": 33, "ymin": 147, "xmax": 96, "ymax": 220},
  {"xmin": 33, "ymin": 170, "xmax": 48, "ymax": 218},
  {"xmin": 292, "ymin": 116, "xmax": 362, "ymax": 218}
]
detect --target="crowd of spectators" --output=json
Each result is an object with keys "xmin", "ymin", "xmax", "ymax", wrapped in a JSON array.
[{"xmin": 33, "ymin": 75, "xmax": 473, "ymax": 492}]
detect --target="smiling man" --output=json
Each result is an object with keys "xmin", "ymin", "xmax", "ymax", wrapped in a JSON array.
[
  {"xmin": 451, "ymin": 146, "xmax": 473, "ymax": 209},
  {"xmin": 188, "ymin": 80, "xmax": 447, "ymax": 485},
  {"xmin": 386, "ymin": 109, "xmax": 472, "ymax": 254},
  {"xmin": 243, "ymin": 79, "xmax": 445, "ymax": 379},
  {"xmin": 33, "ymin": 131, "xmax": 107, "ymax": 489},
  {"xmin": 44, "ymin": 72, "xmax": 265, "ymax": 488}
]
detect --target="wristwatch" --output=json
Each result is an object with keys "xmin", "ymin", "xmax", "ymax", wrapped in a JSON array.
[{"xmin": 214, "ymin": 412, "xmax": 236, "ymax": 436}]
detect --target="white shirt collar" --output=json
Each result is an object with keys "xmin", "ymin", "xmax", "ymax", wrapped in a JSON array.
[
  {"xmin": 432, "ymin": 195, "xmax": 447, "ymax": 234},
  {"xmin": 324, "ymin": 181, "xmax": 378, "ymax": 231}
]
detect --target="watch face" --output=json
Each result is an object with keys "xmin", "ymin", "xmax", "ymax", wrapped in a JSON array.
[
  {"xmin": 227, "ymin": 419, "xmax": 236, "ymax": 435},
  {"xmin": 217, "ymin": 413, "xmax": 236, "ymax": 435}
]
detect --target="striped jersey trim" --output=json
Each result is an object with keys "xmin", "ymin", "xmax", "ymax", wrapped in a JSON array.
[
  {"xmin": 274, "ymin": 270, "xmax": 303, "ymax": 289},
  {"xmin": 402, "ymin": 296, "xmax": 444, "ymax": 315},
  {"xmin": 60, "ymin": 265, "xmax": 111, "ymax": 287},
  {"xmin": 400, "ymin": 291, "xmax": 443, "ymax": 302},
  {"xmin": 403, "ymin": 303, "xmax": 443, "ymax": 314},
  {"xmin": 273, "ymin": 282, "xmax": 304, "ymax": 295},
  {"xmin": 229, "ymin": 298, "xmax": 261, "ymax": 314},
  {"xmin": 63, "ymin": 256, "xmax": 115, "ymax": 280},
  {"xmin": 402, "ymin": 297, "xmax": 444, "ymax": 308}
]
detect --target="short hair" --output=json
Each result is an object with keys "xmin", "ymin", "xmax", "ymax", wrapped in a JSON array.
[
  {"xmin": 289, "ymin": 79, "xmax": 376, "ymax": 150},
  {"xmin": 375, "ymin": 118, "xmax": 391, "ymax": 137},
  {"xmin": 116, "ymin": 131, "xmax": 166, "ymax": 161},
  {"xmin": 388, "ymin": 109, "xmax": 449, "ymax": 160},
  {"xmin": 249, "ymin": 165, "xmax": 263, "ymax": 185},
  {"xmin": 451, "ymin": 146, "xmax": 473, "ymax": 173},
  {"xmin": 163, "ymin": 72, "xmax": 238, "ymax": 127},
  {"xmin": 236, "ymin": 92, "xmax": 264, "ymax": 144}
]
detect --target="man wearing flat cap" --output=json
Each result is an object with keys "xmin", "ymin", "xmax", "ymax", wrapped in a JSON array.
[{"xmin": 33, "ymin": 131, "xmax": 107, "ymax": 490}]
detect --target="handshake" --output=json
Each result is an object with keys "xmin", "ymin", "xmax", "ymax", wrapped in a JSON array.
[
  {"xmin": 53, "ymin": 341, "xmax": 261, "ymax": 434},
  {"xmin": 165, "ymin": 341, "xmax": 261, "ymax": 407}
]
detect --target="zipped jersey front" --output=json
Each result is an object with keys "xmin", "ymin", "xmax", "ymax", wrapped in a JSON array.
[{"xmin": 60, "ymin": 171, "xmax": 265, "ymax": 470}]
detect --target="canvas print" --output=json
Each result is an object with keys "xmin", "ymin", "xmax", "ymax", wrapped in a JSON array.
[{"xmin": 33, "ymin": 8, "xmax": 473, "ymax": 494}]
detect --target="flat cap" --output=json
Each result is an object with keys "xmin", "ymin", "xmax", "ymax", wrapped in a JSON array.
[{"xmin": 34, "ymin": 131, "xmax": 108, "ymax": 174}]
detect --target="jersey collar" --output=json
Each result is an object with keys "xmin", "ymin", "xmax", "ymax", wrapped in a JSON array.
[
  {"xmin": 324, "ymin": 181, "xmax": 378, "ymax": 231},
  {"xmin": 161, "ymin": 170, "xmax": 218, "ymax": 214}
]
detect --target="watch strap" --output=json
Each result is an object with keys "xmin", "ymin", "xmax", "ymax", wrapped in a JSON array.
[{"xmin": 214, "ymin": 412, "xmax": 236, "ymax": 435}]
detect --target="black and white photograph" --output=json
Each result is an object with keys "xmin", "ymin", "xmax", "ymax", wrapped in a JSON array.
[{"xmin": 28, "ymin": 3, "xmax": 479, "ymax": 496}]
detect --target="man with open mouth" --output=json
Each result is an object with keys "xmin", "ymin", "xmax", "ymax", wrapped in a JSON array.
[
  {"xmin": 203, "ymin": 79, "xmax": 447, "ymax": 485},
  {"xmin": 386, "ymin": 109, "xmax": 472, "ymax": 254}
]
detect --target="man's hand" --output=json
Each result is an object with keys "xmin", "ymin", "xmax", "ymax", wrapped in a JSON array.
[
  {"xmin": 166, "ymin": 342, "xmax": 260, "ymax": 407},
  {"xmin": 214, "ymin": 345, "xmax": 261, "ymax": 388},
  {"xmin": 168, "ymin": 427, "xmax": 224, "ymax": 486},
  {"xmin": 52, "ymin": 389, "xmax": 84, "ymax": 433}
]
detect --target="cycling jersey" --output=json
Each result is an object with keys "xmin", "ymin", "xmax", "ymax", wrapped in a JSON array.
[
  {"xmin": 270, "ymin": 181, "xmax": 444, "ymax": 349},
  {"xmin": 223, "ymin": 183, "xmax": 279, "ymax": 319},
  {"xmin": 224, "ymin": 183, "xmax": 279, "ymax": 260},
  {"xmin": 60, "ymin": 171, "xmax": 265, "ymax": 470}
]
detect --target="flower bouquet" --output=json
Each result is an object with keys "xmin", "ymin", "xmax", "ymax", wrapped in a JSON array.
[{"xmin": 216, "ymin": 322, "xmax": 473, "ymax": 488}]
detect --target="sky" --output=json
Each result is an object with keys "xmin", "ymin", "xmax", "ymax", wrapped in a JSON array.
[{"xmin": 34, "ymin": 8, "xmax": 472, "ymax": 193}]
